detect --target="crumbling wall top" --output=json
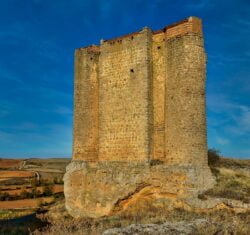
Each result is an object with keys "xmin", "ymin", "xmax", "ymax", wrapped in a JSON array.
[{"xmin": 77, "ymin": 16, "xmax": 202, "ymax": 50}]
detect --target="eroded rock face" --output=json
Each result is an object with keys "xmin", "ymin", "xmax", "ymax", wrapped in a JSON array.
[{"xmin": 64, "ymin": 161, "xmax": 215, "ymax": 218}]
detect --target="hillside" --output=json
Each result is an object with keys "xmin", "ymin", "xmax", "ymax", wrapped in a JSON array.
[
  {"xmin": 0, "ymin": 157, "xmax": 249, "ymax": 234},
  {"xmin": 0, "ymin": 158, "xmax": 70, "ymax": 217},
  {"xmin": 36, "ymin": 157, "xmax": 250, "ymax": 235}
]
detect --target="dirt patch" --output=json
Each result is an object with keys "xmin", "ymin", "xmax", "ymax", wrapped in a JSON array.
[
  {"xmin": 0, "ymin": 159, "xmax": 22, "ymax": 169},
  {"xmin": 0, "ymin": 197, "xmax": 54, "ymax": 210},
  {"xmin": 0, "ymin": 170, "xmax": 35, "ymax": 178}
]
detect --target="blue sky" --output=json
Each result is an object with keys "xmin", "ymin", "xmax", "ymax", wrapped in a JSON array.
[{"xmin": 0, "ymin": 0, "xmax": 249, "ymax": 158}]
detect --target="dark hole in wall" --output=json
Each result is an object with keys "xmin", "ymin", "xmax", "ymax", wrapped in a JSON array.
[
  {"xmin": 157, "ymin": 46, "xmax": 161, "ymax": 50},
  {"xmin": 131, "ymin": 36, "xmax": 134, "ymax": 40},
  {"xmin": 130, "ymin": 69, "xmax": 134, "ymax": 73}
]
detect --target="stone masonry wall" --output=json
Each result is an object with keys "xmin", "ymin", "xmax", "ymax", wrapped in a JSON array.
[
  {"xmin": 98, "ymin": 28, "xmax": 153, "ymax": 161},
  {"xmin": 72, "ymin": 16, "xmax": 207, "ymax": 165},
  {"xmin": 152, "ymin": 32, "xmax": 166, "ymax": 161},
  {"xmin": 73, "ymin": 47, "xmax": 99, "ymax": 161},
  {"xmin": 164, "ymin": 34, "xmax": 207, "ymax": 166}
]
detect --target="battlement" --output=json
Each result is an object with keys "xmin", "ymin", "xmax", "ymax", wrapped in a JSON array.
[{"xmin": 78, "ymin": 16, "xmax": 202, "ymax": 51}]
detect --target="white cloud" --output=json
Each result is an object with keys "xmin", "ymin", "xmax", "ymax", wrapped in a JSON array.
[
  {"xmin": 216, "ymin": 136, "xmax": 229, "ymax": 145},
  {"xmin": 41, "ymin": 105, "xmax": 72, "ymax": 115},
  {"xmin": 185, "ymin": 0, "xmax": 213, "ymax": 9},
  {"xmin": 240, "ymin": 109, "xmax": 250, "ymax": 128},
  {"xmin": 237, "ymin": 19, "xmax": 250, "ymax": 27},
  {"xmin": 207, "ymin": 94, "xmax": 250, "ymax": 136}
]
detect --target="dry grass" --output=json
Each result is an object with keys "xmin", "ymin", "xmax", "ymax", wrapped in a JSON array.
[
  {"xmin": 33, "ymin": 203, "xmax": 250, "ymax": 235},
  {"xmin": 0, "ymin": 209, "xmax": 35, "ymax": 220},
  {"xmin": 203, "ymin": 159, "xmax": 250, "ymax": 203}
]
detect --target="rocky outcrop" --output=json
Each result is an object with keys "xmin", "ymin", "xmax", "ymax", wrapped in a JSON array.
[{"xmin": 64, "ymin": 161, "xmax": 215, "ymax": 218}]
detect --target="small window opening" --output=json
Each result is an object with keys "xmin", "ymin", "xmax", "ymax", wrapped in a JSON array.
[
  {"xmin": 130, "ymin": 69, "xmax": 134, "ymax": 73},
  {"xmin": 157, "ymin": 46, "xmax": 161, "ymax": 50}
]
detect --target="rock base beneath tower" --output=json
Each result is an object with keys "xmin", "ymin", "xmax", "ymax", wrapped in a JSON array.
[{"xmin": 64, "ymin": 161, "xmax": 215, "ymax": 218}]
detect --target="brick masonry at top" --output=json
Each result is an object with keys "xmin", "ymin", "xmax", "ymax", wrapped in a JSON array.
[{"xmin": 73, "ymin": 16, "xmax": 207, "ymax": 167}]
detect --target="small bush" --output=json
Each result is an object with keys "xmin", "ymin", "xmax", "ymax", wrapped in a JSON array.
[
  {"xmin": 31, "ymin": 178, "xmax": 40, "ymax": 187},
  {"xmin": 150, "ymin": 159, "xmax": 164, "ymax": 166},
  {"xmin": 0, "ymin": 192, "xmax": 11, "ymax": 201},
  {"xmin": 208, "ymin": 148, "xmax": 220, "ymax": 166},
  {"xmin": 31, "ymin": 187, "xmax": 40, "ymax": 198},
  {"xmin": 20, "ymin": 189, "xmax": 31, "ymax": 199},
  {"xmin": 43, "ymin": 185, "xmax": 54, "ymax": 196},
  {"xmin": 198, "ymin": 193, "xmax": 208, "ymax": 200},
  {"xmin": 53, "ymin": 177, "xmax": 58, "ymax": 184}
]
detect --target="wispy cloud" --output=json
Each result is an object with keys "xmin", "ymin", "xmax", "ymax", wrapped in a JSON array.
[
  {"xmin": 216, "ymin": 136, "xmax": 230, "ymax": 146},
  {"xmin": 0, "ymin": 67, "xmax": 23, "ymax": 83},
  {"xmin": 0, "ymin": 123, "xmax": 72, "ymax": 157},
  {"xmin": 237, "ymin": 18, "xmax": 250, "ymax": 27},
  {"xmin": 42, "ymin": 105, "xmax": 73, "ymax": 115},
  {"xmin": 209, "ymin": 53, "xmax": 250, "ymax": 64},
  {"xmin": 185, "ymin": 0, "xmax": 213, "ymax": 9},
  {"xmin": 207, "ymin": 94, "xmax": 250, "ymax": 139}
]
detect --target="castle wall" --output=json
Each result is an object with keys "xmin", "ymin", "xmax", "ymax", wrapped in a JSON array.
[
  {"xmin": 152, "ymin": 32, "xmax": 166, "ymax": 161},
  {"xmin": 73, "ymin": 47, "xmax": 99, "ymax": 161},
  {"xmin": 164, "ymin": 32, "xmax": 207, "ymax": 166},
  {"xmin": 98, "ymin": 28, "xmax": 153, "ymax": 161}
]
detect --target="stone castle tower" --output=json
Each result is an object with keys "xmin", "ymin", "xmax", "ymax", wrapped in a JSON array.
[{"xmin": 64, "ymin": 17, "xmax": 215, "ymax": 218}]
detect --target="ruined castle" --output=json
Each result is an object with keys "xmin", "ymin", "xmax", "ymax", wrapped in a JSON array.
[{"xmin": 64, "ymin": 17, "xmax": 215, "ymax": 218}]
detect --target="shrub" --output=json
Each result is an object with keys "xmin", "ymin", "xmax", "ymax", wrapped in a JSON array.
[
  {"xmin": 150, "ymin": 159, "xmax": 164, "ymax": 166},
  {"xmin": 53, "ymin": 177, "xmax": 58, "ymax": 184},
  {"xmin": 198, "ymin": 193, "xmax": 208, "ymax": 200},
  {"xmin": 0, "ymin": 192, "xmax": 11, "ymax": 201},
  {"xmin": 31, "ymin": 178, "xmax": 40, "ymax": 187},
  {"xmin": 208, "ymin": 148, "xmax": 220, "ymax": 166},
  {"xmin": 20, "ymin": 189, "xmax": 31, "ymax": 199},
  {"xmin": 31, "ymin": 187, "xmax": 40, "ymax": 198},
  {"xmin": 43, "ymin": 185, "xmax": 54, "ymax": 196},
  {"xmin": 53, "ymin": 177, "xmax": 63, "ymax": 184}
]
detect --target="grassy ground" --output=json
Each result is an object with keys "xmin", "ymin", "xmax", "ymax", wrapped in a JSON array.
[
  {"xmin": 0, "ymin": 209, "xmax": 35, "ymax": 220},
  {"xmin": 203, "ymin": 157, "xmax": 250, "ymax": 203},
  {"xmin": 33, "ymin": 199, "xmax": 250, "ymax": 235}
]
